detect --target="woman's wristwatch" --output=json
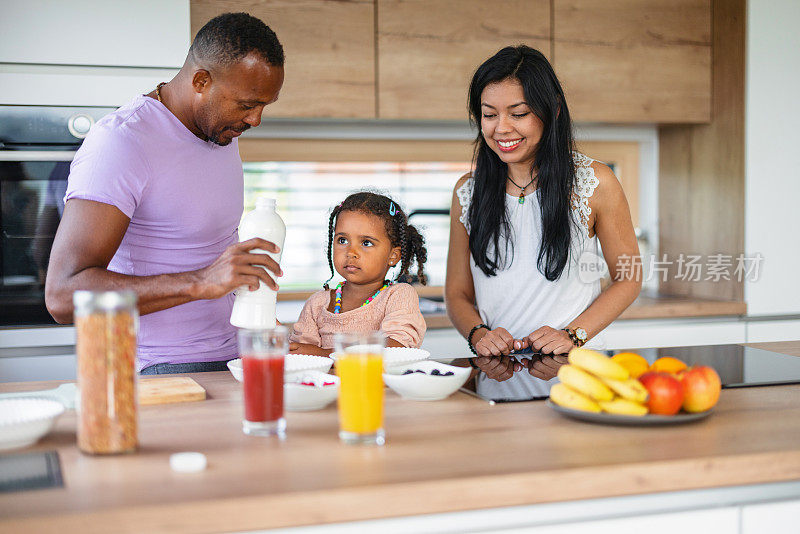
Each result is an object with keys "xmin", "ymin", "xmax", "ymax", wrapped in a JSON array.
[{"xmin": 563, "ymin": 327, "xmax": 588, "ymax": 347}]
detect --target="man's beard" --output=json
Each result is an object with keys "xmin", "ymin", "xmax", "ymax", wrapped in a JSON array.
[
  {"xmin": 209, "ymin": 125, "xmax": 250, "ymax": 146},
  {"xmin": 209, "ymin": 132, "xmax": 232, "ymax": 146}
]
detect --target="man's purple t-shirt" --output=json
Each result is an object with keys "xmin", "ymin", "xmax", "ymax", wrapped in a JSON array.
[{"xmin": 65, "ymin": 95, "xmax": 243, "ymax": 370}]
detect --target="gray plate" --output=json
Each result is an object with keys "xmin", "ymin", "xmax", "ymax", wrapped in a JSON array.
[{"xmin": 546, "ymin": 400, "xmax": 713, "ymax": 426}]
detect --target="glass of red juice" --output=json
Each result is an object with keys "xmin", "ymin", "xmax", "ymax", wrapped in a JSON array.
[{"xmin": 237, "ymin": 327, "xmax": 288, "ymax": 437}]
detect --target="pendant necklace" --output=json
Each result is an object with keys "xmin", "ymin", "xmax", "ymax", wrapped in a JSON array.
[
  {"xmin": 507, "ymin": 172, "xmax": 536, "ymax": 204},
  {"xmin": 333, "ymin": 280, "xmax": 391, "ymax": 314}
]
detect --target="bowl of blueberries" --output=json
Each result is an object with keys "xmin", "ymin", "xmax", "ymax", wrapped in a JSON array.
[{"xmin": 382, "ymin": 360, "xmax": 471, "ymax": 401}]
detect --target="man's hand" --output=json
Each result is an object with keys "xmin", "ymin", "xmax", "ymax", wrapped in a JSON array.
[{"xmin": 191, "ymin": 238, "xmax": 282, "ymax": 299}]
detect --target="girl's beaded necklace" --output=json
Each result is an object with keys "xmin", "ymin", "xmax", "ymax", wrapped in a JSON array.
[{"xmin": 333, "ymin": 280, "xmax": 391, "ymax": 314}]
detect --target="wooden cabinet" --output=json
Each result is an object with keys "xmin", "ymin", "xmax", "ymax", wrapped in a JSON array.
[
  {"xmin": 191, "ymin": 0, "xmax": 712, "ymax": 123},
  {"xmin": 658, "ymin": 0, "xmax": 744, "ymax": 302},
  {"xmin": 553, "ymin": 0, "xmax": 712, "ymax": 123},
  {"xmin": 376, "ymin": 0, "xmax": 550, "ymax": 120},
  {"xmin": 191, "ymin": 0, "xmax": 375, "ymax": 119}
]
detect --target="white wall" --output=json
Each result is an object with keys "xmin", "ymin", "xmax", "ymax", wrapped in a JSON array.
[
  {"xmin": 0, "ymin": 0, "xmax": 189, "ymax": 106},
  {"xmin": 0, "ymin": 0, "xmax": 189, "ymax": 68},
  {"xmin": 745, "ymin": 0, "xmax": 800, "ymax": 316}
]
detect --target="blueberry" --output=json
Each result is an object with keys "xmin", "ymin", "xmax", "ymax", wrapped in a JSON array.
[
  {"xmin": 431, "ymin": 369, "xmax": 441, "ymax": 376},
  {"xmin": 415, "ymin": 369, "xmax": 425, "ymax": 374},
  {"xmin": 444, "ymin": 371, "xmax": 454, "ymax": 376},
  {"xmin": 403, "ymin": 370, "xmax": 413, "ymax": 375}
]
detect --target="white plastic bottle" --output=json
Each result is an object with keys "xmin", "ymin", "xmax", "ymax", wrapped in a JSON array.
[{"xmin": 230, "ymin": 196, "xmax": 286, "ymax": 329}]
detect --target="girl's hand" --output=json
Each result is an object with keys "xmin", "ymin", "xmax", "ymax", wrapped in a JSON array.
[
  {"xmin": 515, "ymin": 326, "xmax": 575, "ymax": 355},
  {"xmin": 289, "ymin": 342, "xmax": 333, "ymax": 357}
]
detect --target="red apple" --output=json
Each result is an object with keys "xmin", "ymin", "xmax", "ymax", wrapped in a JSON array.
[
  {"xmin": 681, "ymin": 366, "xmax": 721, "ymax": 412},
  {"xmin": 638, "ymin": 372, "xmax": 685, "ymax": 415}
]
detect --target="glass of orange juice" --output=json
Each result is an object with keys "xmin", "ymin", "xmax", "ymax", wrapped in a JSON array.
[{"xmin": 334, "ymin": 332, "xmax": 385, "ymax": 445}]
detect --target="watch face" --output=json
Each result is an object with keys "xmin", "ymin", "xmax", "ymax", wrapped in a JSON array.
[{"xmin": 575, "ymin": 328, "xmax": 588, "ymax": 340}]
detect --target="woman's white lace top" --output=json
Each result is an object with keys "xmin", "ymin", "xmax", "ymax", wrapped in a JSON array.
[{"xmin": 456, "ymin": 152, "xmax": 604, "ymax": 400}]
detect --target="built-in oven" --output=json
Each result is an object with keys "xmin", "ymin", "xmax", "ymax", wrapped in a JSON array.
[{"xmin": 0, "ymin": 105, "xmax": 115, "ymax": 325}]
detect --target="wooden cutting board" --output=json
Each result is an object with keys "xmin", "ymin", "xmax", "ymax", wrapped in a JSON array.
[{"xmin": 138, "ymin": 377, "xmax": 206, "ymax": 405}]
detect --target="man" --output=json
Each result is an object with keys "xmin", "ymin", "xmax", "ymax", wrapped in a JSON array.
[{"xmin": 45, "ymin": 13, "xmax": 285, "ymax": 374}]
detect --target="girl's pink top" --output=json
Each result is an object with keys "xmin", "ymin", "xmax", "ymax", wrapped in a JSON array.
[{"xmin": 290, "ymin": 283, "xmax": 426, "ymax": 349}]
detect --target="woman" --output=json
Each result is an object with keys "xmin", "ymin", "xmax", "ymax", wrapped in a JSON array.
[{"xmin": 445, "ymin": 45, "xmax": 642, "ymax": 400}]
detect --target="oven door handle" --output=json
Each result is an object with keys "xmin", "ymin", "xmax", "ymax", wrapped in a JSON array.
[{"xmin": 0, "ymin": 151, "xmax": 77, "ymax": 161}]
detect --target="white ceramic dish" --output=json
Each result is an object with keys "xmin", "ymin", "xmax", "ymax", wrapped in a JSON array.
[
  {"xmin": 330, "ymin": 347, "xmax": 430, "ymax": 370},
  {"xmin": 284, "ymin": 371, "xmax": 340, "ymax": 411},
  {"xmin": 227, "ymin": 354, "xmax": 334, "ymax": 383},
  {"xmin": 0, "ymin": 383, "xmax": 77, "ymax": 409},
  {"xmin": 382, "ymin": 360, "xmax": 470, "ymax": 401},
  {"xmin": 0, "ymin": 398, "xmax": 65, "ymax": 451}
]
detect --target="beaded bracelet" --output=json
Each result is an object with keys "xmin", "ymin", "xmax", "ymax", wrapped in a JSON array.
[{"xmin": 467, "ymin": 323, "xmax": 490, "ymax": 357}]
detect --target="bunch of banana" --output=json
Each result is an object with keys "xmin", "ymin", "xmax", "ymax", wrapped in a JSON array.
[{"xmin": 550, "ymin": 348, "xmax": 649, "ymax": 416}]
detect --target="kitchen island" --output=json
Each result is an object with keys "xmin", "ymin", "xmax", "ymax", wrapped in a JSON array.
[{"xmin": 1, "ymin": 345, "xmax": 800, "ymax": 533}]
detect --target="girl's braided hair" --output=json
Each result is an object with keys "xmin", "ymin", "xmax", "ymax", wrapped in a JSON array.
[{"xmin": 323, "ymin": 192, "xmax": 428, "ymax": 289}]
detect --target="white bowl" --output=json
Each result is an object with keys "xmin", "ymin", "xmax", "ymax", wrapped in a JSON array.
[
  {"xmin": 382, "ymin": 360, "xmax": 471, "ymax": 401},
  {"xmin": 330, "ymin": 347, "xmax": 430, "ymax": 370},
  {"xmin": 284, "ymin": 371, "xmax": 340, "ymax": 411},
  {"xmin": 0, "ymin": 398, "xmax": 65, "ymax": 451},
  {"xmin": 227, "ymin": 354, "xmax": 334, "ymax": 383}
]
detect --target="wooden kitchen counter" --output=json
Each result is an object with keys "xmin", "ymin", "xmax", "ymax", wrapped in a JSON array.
[{"xmin": 1, "ymin": 367, "xmax": 799, "ymax": 533}]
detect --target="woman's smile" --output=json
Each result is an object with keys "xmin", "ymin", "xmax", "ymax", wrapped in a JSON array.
[{"xmin": 496, "ymin": 138, "xmax": 523, "ymax": 152}]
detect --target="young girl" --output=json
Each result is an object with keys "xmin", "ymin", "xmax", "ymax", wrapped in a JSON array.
[
  {"xmin": 446, "ymin": 45, "xmax": 642, "ymax": 400},
  {"xmin": 289, "ymin": 192, "xmax": 428, "ymax": 355}
]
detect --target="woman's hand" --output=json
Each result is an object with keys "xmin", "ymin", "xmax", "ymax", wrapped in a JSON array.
[
  {"xmin": 473, "ymin": 327, "xmax": 515, "ymax": 357},
  {"xmin": 521, "ymin": 354, "xmax": 569, "ymax": 381},
  {"xmin": 472, "ymin": 327, "xmax": 523, "ymax": 381},
  {"xmin": 515, "ymin": 326, "xmax": 575, "ymax": 355},
  {"xmin": 514, "ymin": 326, "xmax": 573, "ymax": 380},
  {"xmin": 473, "ymin": 355, "xmax": 517, "ymax": 382}
]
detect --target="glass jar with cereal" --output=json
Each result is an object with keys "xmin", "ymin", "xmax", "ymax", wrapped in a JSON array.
[{"xmin": 73, "ymin": 290, "xmax": 138, "ymax": 454}]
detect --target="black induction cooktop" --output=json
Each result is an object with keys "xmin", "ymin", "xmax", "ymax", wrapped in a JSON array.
[{"xmin": 494, "ymin": 343, "xmax": 800, "ymax": 403}]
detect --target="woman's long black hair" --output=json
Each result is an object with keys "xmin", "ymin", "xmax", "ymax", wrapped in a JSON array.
[
  {"xmin": 323, "ymin": 192, "xmax": 428, "ymax": 289},
  {"xmin": 467, "ymin": 45, "xmax": 576, "ymax": 281}
]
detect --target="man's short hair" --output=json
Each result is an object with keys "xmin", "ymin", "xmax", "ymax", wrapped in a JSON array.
[{"xmin": 190, "ymin": 12, "xmax": 285, "ymax": 68}]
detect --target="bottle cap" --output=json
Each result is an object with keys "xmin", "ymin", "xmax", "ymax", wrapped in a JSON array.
[
  {"xmin": 256, "ymin": 196, "xmax": 276, "ymax": 210},
  {"xmin": 170, "ymin": 452, "xmax": 207, "ymax": 473}
]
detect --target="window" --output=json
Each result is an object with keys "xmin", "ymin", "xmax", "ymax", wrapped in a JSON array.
[{"xmin": 243, "ymin": 161, "xmax": 469, "ymax": 292}]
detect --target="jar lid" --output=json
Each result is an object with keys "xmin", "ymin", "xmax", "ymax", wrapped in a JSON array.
[
  {"xmin": 170, "ymin": 452, "xmax": 207, "ymax": 473},
  {"xmin": 73, "ymin": 290, "xmax": 137, "ymax": 312}
]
